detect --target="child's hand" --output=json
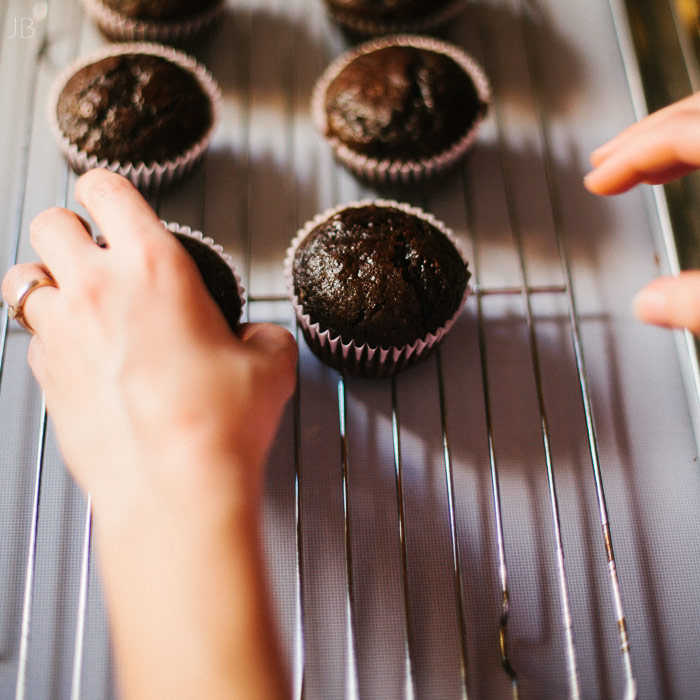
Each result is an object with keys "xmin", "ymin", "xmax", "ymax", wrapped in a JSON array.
[{"xmin": 584, "ymin": 92, "xmax": 700, "ymax": 195}]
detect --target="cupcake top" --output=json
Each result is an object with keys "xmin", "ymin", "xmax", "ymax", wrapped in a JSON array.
[
  {"xmin": 323, "ymin": 0, "xmax": 454, "ymax": 21},
  {"xmin": 323, "ymin": 44, "xmax": 487, "ymax": 161},
  {"xmin": 100, "ymin": 0, "xmax": 220, "ymax": 20},
  {"xmin": 56, "ymin": 52, "xmax": 213, "ymax": 166},
  {"xmin": 292, "ymin": 203, "xmax": 469, "ymax": 348},
  {"xmin": 173, "ymin": 230, "xmax": 243, "ymax": 332}
]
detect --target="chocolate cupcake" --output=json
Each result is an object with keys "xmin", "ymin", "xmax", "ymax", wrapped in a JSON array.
[
  {"xmin": 322, "ymin": 0, "xmax": 467, "ymax": 36},
  {"xmin": 81, "ymin": 0, "xmax": 227, "ymax": 43},
  {"xmin": 165, "ymin": 222, "xmax": 245, "ymax": 333},
  {"xmin": 50, "ymin": 43, "xmax": 220, "ymax": 192},
  {"xmin": 285, "ymin": 200, "xmax": 470, "ymax": 377},
  {"xmin": 312, "ymin": 35, "xmax": 490, "ymax": 186}
]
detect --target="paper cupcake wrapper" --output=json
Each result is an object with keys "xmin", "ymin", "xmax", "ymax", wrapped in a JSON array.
[
  {"xmin": 312, "ymin": 34, "xmax": 491, "ymax": 187},
  {"xmin": 325, "ymin": 0, "xmax": 468, "ymax": 37},
  {"xmin": 48, "ymin": 42, "xmax": 221, "ymax": 193},
  {"xmin": 284, "ymin": 199, "xmax": 471, "ymax": 378},
  {"xmin": 81, "ymin": 0, "xmax": 227, "ymax": 43},
  {"xmin": 164, "ymin": 221, "xmax": 246, "ymax": 330}
]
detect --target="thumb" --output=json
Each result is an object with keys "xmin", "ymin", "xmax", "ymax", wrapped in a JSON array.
[
  {"xmin": 633, "ymin": 272, "xmax": 700, "ymax": 335},
  {"xmin": 238, "ymin": 322, "xmax": 298, "ymax": 397}
]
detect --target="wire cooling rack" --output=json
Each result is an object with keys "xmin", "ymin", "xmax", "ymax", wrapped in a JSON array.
[{"xmin": 3, "ymin": 0, "xmax": 700, "ymax": 698}]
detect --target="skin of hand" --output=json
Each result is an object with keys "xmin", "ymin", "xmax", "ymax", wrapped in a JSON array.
[
  {"xmin": 2, "ymin": 169, "xmax": 297, "ymax": 700},
  {"xmin": 632, "ymin": 271, "xmax": 700, "ymax": 335},
  {"xmin": 584, "ymin": 92, "xmax": 700, "ymax": 335},
  {"xmin": 584, "ymin": 91, "xmax": 700, "ymax": 196}
]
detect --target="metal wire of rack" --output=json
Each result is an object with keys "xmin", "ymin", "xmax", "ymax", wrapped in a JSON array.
[{"xmin": 3, "ymin": 1, "xmax": 700, "ymax": 699}]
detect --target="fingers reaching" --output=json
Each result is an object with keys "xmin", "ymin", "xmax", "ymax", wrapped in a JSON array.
[
  {"xmin": 75, "ymin": 169, "xmax": 167, "ymax": 250},
  {"xmin": 585, "ymin": 94, "xmax": 700, "ymax": 338},
  {"xmin": 633, "ymin": 272, "xmax": 700, "ymax": 335},
  {"xmin": 585, "ymin": 129, "xmax": 700, "ymax": 195},
  {"xmin": 585, "ymin": 93, "xmax": 700, "ymax": 195},
  {"xmin": 29, "ymin": 207, "xmax": 98, "ymax": 284},
  {"xmin": 4, "ymin": 171, "xmax": 169, "ymax": 339}
]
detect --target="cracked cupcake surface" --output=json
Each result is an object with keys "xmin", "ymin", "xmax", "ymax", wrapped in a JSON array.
[
  {"xmin": 56, "ymin": 53, "xmax": 212, "ymax": 165},
  {"xmin": 292, "ymin": 204, "xmax": 469, "ymax": 348},
  {"xmin": 324, "ymin": 45, "xmax": 486, "ymax": 161}
]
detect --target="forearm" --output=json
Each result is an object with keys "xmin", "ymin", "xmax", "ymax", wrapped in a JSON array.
[
  {"xmin": 93, "ymin": 461, "xmax": 290, "ymax": 700},
  {"xmin": 0, "ymin": 171, "xmax": 298, "ymax": 699}
]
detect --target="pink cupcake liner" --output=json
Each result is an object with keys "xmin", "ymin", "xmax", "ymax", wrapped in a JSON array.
[
  {"xmin": 81, "ymin": 0, "xmax": 227, "ymax": 43},
  {"xmin": 164, "ymin": 221, "xmax": 246, "ymax": 329},
  {"xmin": 312, "ymin": 34, "xmax": 491, "ymax": 187},
  {"xmin": 324, "ymin": 0, "xmax": 468, "ymax": 37},
  {"xmin": 284, "ymin": 199, "xmax": 471, "ymax": 378},
  {"xmin": 48, "ymin": 42, "xmax": 221, "ymax": 193}
]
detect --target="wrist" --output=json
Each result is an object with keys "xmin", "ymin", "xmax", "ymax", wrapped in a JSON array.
[
  {"xmin": 90, "ymin": 447, "xmax": 263, "ymax": 552},
  {"xmin": 89, "ymin": 456, "xmax": 287, "ymax": 700}
]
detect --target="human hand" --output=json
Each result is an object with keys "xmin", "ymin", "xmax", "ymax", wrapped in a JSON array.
[
  {"xmin": 632, "ymin": 271, "xmax": 700, "ymax": 334},
  {"xmin": 2, "ymin": 168, "xmax": 297, "ymax": 522},
  {"xmin": 584, "ymin": 93, "xmax": 700, "ymax": 338},
  {"xmin": 2, "ymin": 169, "xmax": 297, "ymax": 700},
  {"xmin": 584, "ymin": 91, "xmax": 700, "ymax": 195}
]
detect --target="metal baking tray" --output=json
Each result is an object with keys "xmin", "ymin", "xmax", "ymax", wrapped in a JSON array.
[{"xmin": 2, "ymin": 0, "xmax": 700, "ymax": 698}]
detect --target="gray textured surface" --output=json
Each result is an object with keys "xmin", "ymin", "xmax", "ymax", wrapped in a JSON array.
[{"xmin": 2, "ymin": 0, "xmax": 700, "ymax": 698}]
